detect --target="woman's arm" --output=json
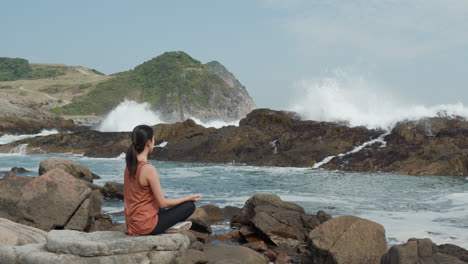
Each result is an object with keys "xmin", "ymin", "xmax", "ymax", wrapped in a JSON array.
[{"xmin": 142, "ymin": 165, "xmax": 200, "ymax": 208}]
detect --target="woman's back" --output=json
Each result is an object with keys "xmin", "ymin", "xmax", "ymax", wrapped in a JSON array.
[{"xmin": 124, "ymin": 161, "xmax": 159, "ymax": 235}]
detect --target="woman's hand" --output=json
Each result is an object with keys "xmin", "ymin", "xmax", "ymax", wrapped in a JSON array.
[{"xmin": 186, "ymin": 194, "xmax": 201, "ymax": 202}]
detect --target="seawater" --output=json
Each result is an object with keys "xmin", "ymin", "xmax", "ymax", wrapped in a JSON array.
[{"xmin": 0, "ymin": 153, "xmax": 467, "ymax": 248}]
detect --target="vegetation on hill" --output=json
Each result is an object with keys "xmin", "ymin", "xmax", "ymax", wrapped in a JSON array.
[
  {"xmin": 57, "ymin": 51, "xmax": 232, "ymax": 116},
  {"xmin": 0, "ymin": 57, "xmax": 67, "ymax": 81}
]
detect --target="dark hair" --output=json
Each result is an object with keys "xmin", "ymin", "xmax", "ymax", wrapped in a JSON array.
[{"xmin": 126, "ymin": 125, "xmax": 154, "ymax": 178}]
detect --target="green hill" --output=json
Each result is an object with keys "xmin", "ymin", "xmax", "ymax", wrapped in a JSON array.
[
  {"xmin": 56, "ymin": 51, "xmax": 256, "ymax": 121},
  {"xmin": 0, "ymin": 57, "xmax": 67, "ymax": 81}
]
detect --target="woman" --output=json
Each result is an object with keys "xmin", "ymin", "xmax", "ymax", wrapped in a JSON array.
[{"xmin": 124, "ymin": 125, "xmax": 201, "ymax": 236}]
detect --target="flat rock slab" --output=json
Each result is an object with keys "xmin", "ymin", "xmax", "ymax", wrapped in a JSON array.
[
  {"xmin": 0, "ymin": 243, "xmax": 182, "ymax": 264},
  {"xmin": 0, "ymin": 217, "xmax": 47, "ymax": 246},
  {"xmin": 46, "ymin": 230, "xmax": 190, "ymax": 256}
]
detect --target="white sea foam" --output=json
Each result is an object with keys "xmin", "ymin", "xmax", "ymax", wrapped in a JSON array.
[
  {"xmin": 156, "ymin": 141, "xmax": 168, "ymax": 148},
  {"xmin": 96, "ymin": 100, "xmax": 164, "ymax": 132},
  {"xmin": 0, "ymin": 129, "xmax": 59, "ymax": 145},
  {"xmin": 189, "ymin": 117, "xmax": 239, "ymax": 129},
  {"xmin": 8, "ymin": 144, "xmax": 29, "ymax": 155},
  {"xmin": 313, "ymin": 132, "xmax": 390, "ymax": 169},
  {"xmin": 290, "ymin": 71, "xmax": 468, "ymax": 130}
]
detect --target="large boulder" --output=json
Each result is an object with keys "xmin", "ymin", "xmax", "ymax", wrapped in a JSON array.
[
  {"xmin": 0, "ymin": 217, "xmax": 47, "ymax": 246},
  {"xmin": 39, "ymin": 157, "xmax": 94, "ymax": 183},
  {"xmin": 203, "ymin": 244, "xmax": 268, "ymax": 264},
  {"xmin": 0, "ymin": 230, "xmax": 190, "ymax": 264},
  {"xmin": 232, "ymin": 194, "xmax": 330, "ymax": 245},
  {"xmin": 102, "ymin": 181, "xmax": 124, "ymax": 200},
  {"xmin": 308, "ymin": 215, "xmax": 387, "ymax": 264},
  {"xmin": 0, "ymin": 168, "xmax": 101, "ymax": 231},
  {"xmin": 381, "ymin": 238, "xmax": 467, "ymax": 264}
]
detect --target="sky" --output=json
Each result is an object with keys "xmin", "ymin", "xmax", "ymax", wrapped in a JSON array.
[{"xmin": 2, "ymin": 0, "xmax": 468, "ymax": 111}]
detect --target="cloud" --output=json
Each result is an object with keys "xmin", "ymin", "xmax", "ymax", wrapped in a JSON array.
[{"xmin": 281, "ymin": 0, "xmax": 468, "ymax": 62}]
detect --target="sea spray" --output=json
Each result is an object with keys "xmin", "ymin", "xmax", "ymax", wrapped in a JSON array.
[
  {"xmin": 96, "ymin": 100, "xmax": 164, "ymax": 132},
  {"xmin": 290, "ymin": 71, "xmax": 468, "ymax": 130},
  {"xmin": 96, "ymin": 99, "xmax": 239, "ymax": 132}
]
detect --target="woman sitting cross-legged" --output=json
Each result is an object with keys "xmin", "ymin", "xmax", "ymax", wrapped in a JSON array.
[{"xmin": 124, "ymin": 124, "xmax": 201, "ymax": 235}]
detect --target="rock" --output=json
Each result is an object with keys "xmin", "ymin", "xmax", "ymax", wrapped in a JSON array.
[
  {"xmin": 325, "ymin": 116, "xmax": 468, "ymax": 176},
  {"xmin": 232, "ymin": 194, "xmax": 328, "ymax": 245},
  {"xmin": 308, "ymin": 215, "xmax": 387, "ymax": 264},
  {"xmin": 188, "ymin": 207, "xmax": 212, "ymax": 234},
  {"xmin": 264, "ymin": 250, "xmax": 278, "ymax": 262},
  {"xmin": 0, "ymin": 175, "xmax": 34, "ymax": 221},
  {"xmin": 275, "ymin": 252, "xmax": 292, "ymax": 264},
  {"xmin": 39, "ymin": 157, "xmax": 94, "ymax": 182},
  {"xmin": 227, "ymin": 230, "xmax": 241, "ymax": 242},
  {"xmin": 381, "ymin": 238, "xmax": 468, "ymax": 264},
  {"xmin": 0, "ymin": 230, "xmax": 190, "ymax": 264},
  {"xmin": 0, "ymin": 168, "xmax": 102, "ymax": 232},
  {"xmin": 11, "ymin": 167, "xmax": 29, "ymax": 173},
  {"xmin": 223, "ymin": 206, "xmax": 241, "ymax": 220},
  {"xmin": 201, "ymin": 204, "xmax": 224, "ymax": 222},
  {"xmin": 203, "ymin": 244, "xmax": 268, "ymax": 264},
  {"xmin": 88, "ymin": 214, "xmax": 118, "ymax": 232},
  {"xmin": 437, "ymin": 243, "xmax": 468, "ymax": 262},
  {"xmin": 190, "ymin": 241, "xmax": 205, "ymax": 251},
  {"xmin": 3, "ymin": 169, "xmax": 16, "ymax": 180},
  {"xmin": 102, "ymin": 181, "xmax": 124, "ymax": 200},
  {"xmin": 244, "ymin": 241, "xmax": 268, "ymax": 251},
  {"xmin": 239, "ymin": 225, "xmax": 263, "ymax": 243},
  {"xmin": 182, "ymin": 249, "xmax": 209, "ymax": 264},
  {"xmin": 17, "ymin": 168, "xmax": 92, "ymax": 230},
  {"xmin": 0, "ymin": 217, "xmax": 47, "ymax": 246}
]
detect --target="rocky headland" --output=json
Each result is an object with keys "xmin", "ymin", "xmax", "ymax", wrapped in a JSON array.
[
  {"xmin": 0, "ymin": 159, "xmax": 467, "ymax": 263},
  {"xmin": 1, "ymin": 108, "xmax": 467, "ymax": 177}
]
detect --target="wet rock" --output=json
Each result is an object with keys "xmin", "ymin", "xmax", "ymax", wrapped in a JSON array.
[
  {"xmin": 10, "ymin": 167, "xmax": 29, "ymax": 173},
  {"xmin": 381, "ymin": 238, "xmax": 467, "ymax": 264},
  {"xmin": 201, "ymin": 204, "xmax": 224, "ymax": 222},
  {"xmin": 39, "ymin": 157, "xmax": 94, "ymax": 183},
  {"xmin": 308, "ymin": 215, "xmax": 387, "ymax": 264},
  {"xmin": 0, "ymin": 230, "xmax": 190, "ymax": 264},
  {"xmin": 102, "ymin": 181, "xmax": 124, "ymax": 200},
  {"xmin": 0, "ymin": 217, "xmax": 47, "ymax": 246},
  {"xmin": 232, "ymin": 194, "xmax": 329, "ymax": 245},
  {"xmin": 326, "ymin": 117, "xmax": 468, "ymax": 176},
  {"xmin": 203, "ymin": 244, "xmax": 268, "ymax": 264},
  {"xmin": 188, "ymin": 207, "xmax": 212, "ymax": 234}
]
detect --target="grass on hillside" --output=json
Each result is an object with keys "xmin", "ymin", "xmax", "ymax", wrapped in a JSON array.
[{"xmin": 58, "ymin": 51, "xmax": 232, "ymax": 115}]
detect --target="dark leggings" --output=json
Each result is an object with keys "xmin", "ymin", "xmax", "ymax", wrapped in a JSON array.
[{"xmin": 147, "ymin": 201, "xmax": 195, "ymax": 235}]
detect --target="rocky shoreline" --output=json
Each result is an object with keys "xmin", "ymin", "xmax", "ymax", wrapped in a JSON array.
[
  {"xmin": 0, "ymin": 158, "xmax": 467, "ymax": 263},
  {"xmin": 1, "ymin": 108, "xmax": 467, "ymax": 177}
]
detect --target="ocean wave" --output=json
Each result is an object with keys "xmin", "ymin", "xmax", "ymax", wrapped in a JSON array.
[
  {"xmin": 290, "ymin": 71, "xmax": 468, "ymax": 130},
  {"xmin": 0, "ymin": 129, "xmax": 59, "ymax": 145}
]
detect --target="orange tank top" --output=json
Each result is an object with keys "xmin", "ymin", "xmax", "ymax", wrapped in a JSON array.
[{"xmin": 124, "ymin": 161, "xmax": 159, "ymax": 235}]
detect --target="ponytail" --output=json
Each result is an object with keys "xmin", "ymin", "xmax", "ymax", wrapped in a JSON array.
[
  {"xmin": 126, "ymin": 125, "xmax": 154, "ymax": 178},
  {"xmin": 126, "ymin": 143, "xmax": 138, "ymax": 178}
]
